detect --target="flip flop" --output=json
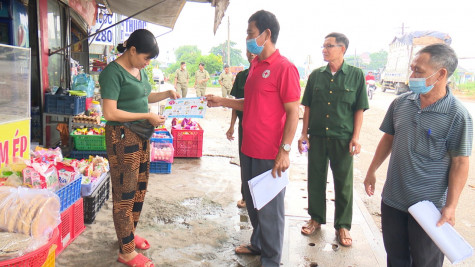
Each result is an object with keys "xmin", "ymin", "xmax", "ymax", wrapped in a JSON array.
[
  {"xmin": 135, "ymin": 235, "xmax": 150, "ymax": 250},
  {"xmin": 117, "ymin": 253, "xmax": 154, "ymax": 267},
  {"xmin": 335, "ymin": 228, "xmax": 352, "ymax": 247},
  {"xmin": 235, "ymin": 244, "xmax": 261, "ymax": 255},
  {"xmin": 301, "ymin": 220, "xmax": 321, "ymax": 236}
]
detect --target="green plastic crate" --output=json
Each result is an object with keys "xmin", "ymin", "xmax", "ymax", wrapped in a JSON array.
[{"xmin": 71, "ymin": 134, "xmax": 106, "ymax": 151}]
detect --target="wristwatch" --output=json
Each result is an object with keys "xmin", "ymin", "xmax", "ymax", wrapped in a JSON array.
[{"xmin": 281, "ymin": 143, "xmax": 291, "ymax": 152}]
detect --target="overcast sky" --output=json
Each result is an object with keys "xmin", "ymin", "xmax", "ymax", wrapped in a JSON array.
[{"xmin": 149, "ymin": 0, "xmax": 475, "ymax": 71}]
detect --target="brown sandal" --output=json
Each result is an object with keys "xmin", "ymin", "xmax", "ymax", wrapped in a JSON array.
[
  {"xmin": 301, "ymin": 219, "xmax": 321, "ymax": 236},
  {"xmin": 336, "ymin": 228, "xmax": 352, "ymax": 247}
]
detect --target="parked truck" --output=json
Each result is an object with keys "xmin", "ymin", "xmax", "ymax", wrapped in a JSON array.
[{"xmin": 381, "ymin": 31, "xmax": 452, "ymax": 95}]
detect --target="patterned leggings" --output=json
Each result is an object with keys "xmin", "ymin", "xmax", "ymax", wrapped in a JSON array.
[{"xmin": 105, "ymin": 125, "xmax": 150, "ymax": 254}]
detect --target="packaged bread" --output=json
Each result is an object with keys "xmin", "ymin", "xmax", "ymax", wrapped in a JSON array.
[{"xmin": 0, "ymin": 186, "xmax": 60, "ymax": 239}]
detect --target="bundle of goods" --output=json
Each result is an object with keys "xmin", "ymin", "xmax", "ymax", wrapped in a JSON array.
[
  {"xmin": 72, "ymin": 127, "xmax": 105, "ymax": 136},
  {"xmin": 0, "ymin": 187, "xmax": 60, "ymax": 260},
  {"xmin": 65, "ymin": 156, "xmax": 109, "ymax": 196},
  {"xmin": 171, "ymin": 118, "xmax": 200, "ymax": 130}
]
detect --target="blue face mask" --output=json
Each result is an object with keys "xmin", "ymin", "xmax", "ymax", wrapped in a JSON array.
[
  {"xmin": 246, "ymin": 32, "xmax": 266, "ymax": 55},
  {"xmin": 408, "ymin": 70, "xmax": 440, "ymax": 94}
]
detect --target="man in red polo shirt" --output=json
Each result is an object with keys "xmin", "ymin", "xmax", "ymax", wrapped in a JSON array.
[{"xmin": 207, "ymin": 10, "xmax": 300, "ymax": 267}]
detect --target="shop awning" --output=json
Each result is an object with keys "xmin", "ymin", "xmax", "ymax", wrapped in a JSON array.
[{"xmin": 96, "ymin": 0, "xmax": 229, "ymax": 34}]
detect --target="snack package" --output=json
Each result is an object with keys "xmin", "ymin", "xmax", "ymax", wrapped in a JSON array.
[
  {"xmin": 56, "ymin": 162, "xmax": 80, "ymax": 186},
  {"xmin": 0, "ymin": 186, "xmax": 60, "ymax": 260},
  {"xmin": 32, "ymin": 147, "xmax": 63, "ymax": 164},
  {"xmin": 22, "ymin": 163, "xmax": 60, "ymax": 191}
]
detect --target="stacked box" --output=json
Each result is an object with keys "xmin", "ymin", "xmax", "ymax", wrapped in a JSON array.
[
  {"xmin": 171, "ymin": 124, "xmax": 203, "ymax": 158},
  {"xmin": 55, "ymin": 177, "xmax": 82, "ymax": 212},
  {"xmin": 55, "ymin": 198, "xmax": 85, "ymax": 256},
  {"xmin": 70, "ymin": 134, "xmax": 106, "ymax": 151},
  {"xmin": 150, "ymin": 130, "xmax": 173, "ymax": 173},
  {"xmin": 44, "ymin": 94, "xmax": 86, "ymax": 115},
  {"xmin": 83, "ymin": 173, "xmax": 110, "ymax": 224},
  {"xmin": 69, "ymin": 149, "xmax": 108, "ymax": 160}
]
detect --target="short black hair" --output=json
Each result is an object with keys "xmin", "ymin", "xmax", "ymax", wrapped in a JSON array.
[
  {"xmin": 117, "ymin": 29, "xmax": 159, "ymax": 58},
  {"xmin": 181, "ymin": 62, "xmax": 186, "ymax": 65},
  {"xmin": 248, "ymin": 10, "xmax": 280, "ymax": 44},
  {"xmin": 418, "ymin": 43, "xmax": 458, "ymax": 78},
  {"xmin": 224, "ymin": 64, "xmax": 229, "ymax": 68},
  {"xmin": 325, "ymin": 32, "xmax": 349, "ymax": 54},
  {"xmin": 199, "ymin": 62, "xmax": 205, "ymax": 66}
]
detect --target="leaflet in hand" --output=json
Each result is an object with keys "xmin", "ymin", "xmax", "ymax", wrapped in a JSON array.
[
  {"xmin": 408, "ymin": 201, "xmax": 473, "ymax": 264},
  {"xmin": 248, "ymin": 169, "xmax": 289, "ymax": 210},
  {"xmin": 162, "ymin": 97, "xmax": 207, "ymax": 118}
]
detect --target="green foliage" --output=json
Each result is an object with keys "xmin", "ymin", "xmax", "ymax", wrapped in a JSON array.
[
  {"xmin": 197, "ymin": 54, "xmax": 223, "ymax": 76},
  {"xmin": 344, "ymin": 50, "xmax": 388, "ymax": 72},
  {"xmin": 458, "ymin": 81, "xmax": 475, "ymax": 94},
  {"xmin": 367, "ymin": 50, "xmax": 388, "ymax": 71},
  {"xmin": 174, "ymin": 45, "xmax": 201, "ymax": 63},
  {"xmin": 166, "ymin": 45, "xmax": 224, "ymax": 85},
  {"xmin": 209, "ymin": 41, "xmax": 246, "ymax": 66},
  {"xmin": 144, "ymin": 64, "xmax": 157, "ymax": 91}
]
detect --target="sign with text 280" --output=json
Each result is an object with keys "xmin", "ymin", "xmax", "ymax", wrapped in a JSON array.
[{"xmin": 89, "ymin": 14, "xmax": 116, "ymax": 45}]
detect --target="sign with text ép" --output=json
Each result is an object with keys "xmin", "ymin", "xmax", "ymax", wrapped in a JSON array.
[
  {"xmin": 89, "ymin": 14, "xmax": 116, "ymax": 45},
  {"xmin": 0, "ymin": 119, "xmax": 30, "ymax": 169}
]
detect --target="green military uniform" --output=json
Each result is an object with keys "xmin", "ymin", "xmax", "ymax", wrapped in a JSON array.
[
  {"xmin": 230, "ymin": 69, "xmax": 248, "ymax": 149},
  {"xmin": 194, "ymin": 69, "xmax": 210, "ymax": 97},
  {"xmin": 175, "ymin": 68, "xmax": 189, "ymax": 97},
  {"xmin": 301, "ymin": 61, "xmax": 369, "ymax": 230},
  {"xmin": 99, "ymin": 61, "xmax": 151, "ymax": 126},
  {"xmin": 219, "ymin": 71, "xmax": 234, "ymax": 98}
]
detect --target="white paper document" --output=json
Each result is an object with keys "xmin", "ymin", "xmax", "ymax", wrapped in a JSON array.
[
  {"xmin": 248, "ymin": 169, "xmax": 289, "ymax": 210},
  {"xmin": 408, "ymin": 201, "xmax": 473, "ymax": 264}
]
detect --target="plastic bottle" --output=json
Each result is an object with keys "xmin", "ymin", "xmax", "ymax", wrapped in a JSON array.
[{"xmin": 90, "ymin": 100, "xmax": 102, "ymax": 117}]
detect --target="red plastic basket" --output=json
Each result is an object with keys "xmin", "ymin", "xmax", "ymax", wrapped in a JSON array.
[
  {"xmin": 0, "ymin": 228, "xmax": 59, "ymax": 267},
  {"xmin": 55, "ymin": 198, "xmax": 85, "ymax": 256},
  {"xmin": 171, "ymin": 124, "xmax": 203, "ymax": 158}
]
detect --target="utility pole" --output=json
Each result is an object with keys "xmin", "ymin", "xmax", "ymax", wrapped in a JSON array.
[{"xmin": 227, "ymin": 16, "xmax": 231, "ymax": 66}]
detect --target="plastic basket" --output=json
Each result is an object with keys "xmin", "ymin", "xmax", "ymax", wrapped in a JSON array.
[
  {"xmin": 150, "ymin": 130, "xmax": 173, "ymax": 144},
  {"xmin": 69, "ymin": 149, "xmax": 108, "ymax": 160},
  {"xmin": 150, "ymin": 161, "xmax": 172, "ymax": 174},
  {"xmin": 55, "ymin": 198, "xmax": 85, "ymax": 256},
  {"xmin": 171, "ymin": 124, "xmax": 203, "ymax": 158},
  {"xmin": 83, "ymin": 173, "xmax": 110, "ymax": 224},
  {"xmin": 55, "ymin": 177, "xmax": 82, "ymax": 212},
  {"xmin": 71, "ymin": 134, "xmax": 106, "ymax": 151},
  {"xmin": 44, "ymin": 94, "xmax": 86, "ymax": 115},
  {"xmin": 0, "ymin": 228, "xmax": 59, "ymax": 267},
  {"xmin": 81, "ymin": 172, "xmax": 107, "ymax": 197},
  {"xmin": 40, "ymin": 245, "xmax": 56, "ymax": 267}
]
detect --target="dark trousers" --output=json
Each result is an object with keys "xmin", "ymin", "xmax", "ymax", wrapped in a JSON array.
[
  {"xmin": 381, "ymin": 201, "xmax": 444, "ymax": 267},
  {"xmin": 241, "ymin": 154, "xmax": 285, "ymax": 267},
  {"xmin": 238, "ymin": 120, "xmax": 244, "ymax": 200},
  {"xmin": 307, "ymin": 136, "xmax": 353, "ymax": 230}
]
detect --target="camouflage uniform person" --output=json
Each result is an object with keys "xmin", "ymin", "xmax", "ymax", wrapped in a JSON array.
[
  {"xmin": 194, "ymin": 62, "xmax": 210, "ymax": 97},
  {"xmin": 219, "ymin": 64, "xmax": 234, "ymax": 98},
  {"xmin": 174, "ymin": 62, "xmax": 189, "ymax": 97}
]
